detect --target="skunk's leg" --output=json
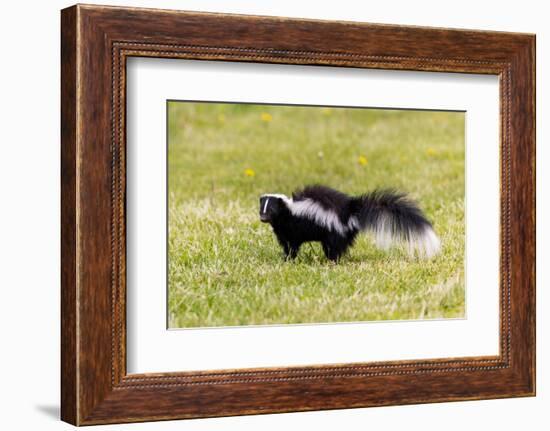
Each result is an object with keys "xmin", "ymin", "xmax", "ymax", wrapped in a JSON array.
[
  {"xmin": 282, "ymin": 242, "xmax": 301, "ymax": 260},
  {"xmin": 274, "ymin": 229, "xmax": 301, "ymax": 260},
  {"xmin": 322, "ymin": 237, "xmax": 347, "ymax": 262},
  {"xmin": 280, "ymin": 241, "xmax": 291, "ymax": 259},
  {"xmin": 322, "ymin": 242, "xmax": 331, "ymax": 259},
  {"xmin": 274, "ymin": 231, "xmax": 291, "ymax": 259},
  {"xmin": 288, "ymin": 242, "xmax": 301, "ymax": 260},
  {"xmin": 279, "ymin": 241, "xmax": 298, "ymax": 260},
  {"xmin": 322, "ymin": 241, "xmax": 340, "ymax": 262}
]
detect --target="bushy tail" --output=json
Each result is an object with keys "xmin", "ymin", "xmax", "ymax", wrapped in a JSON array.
[{"xmin": 351, "ymin": 189, "xmax": 441, "ymax": 258}]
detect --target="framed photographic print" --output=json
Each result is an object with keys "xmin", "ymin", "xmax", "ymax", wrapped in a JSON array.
[{"xmin": 61, "ymin": 4, "xmax": 535, "ymax": 425}]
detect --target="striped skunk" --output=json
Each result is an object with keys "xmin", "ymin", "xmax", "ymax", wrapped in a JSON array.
[{"xmin": 259, "ymin": 185, "xmax": 440, "ymax": 262}]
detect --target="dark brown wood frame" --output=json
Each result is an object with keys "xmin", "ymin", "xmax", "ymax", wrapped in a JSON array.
[{"xmin": 61, "ymin": 4, "xmax": 535, "ymax": 426}]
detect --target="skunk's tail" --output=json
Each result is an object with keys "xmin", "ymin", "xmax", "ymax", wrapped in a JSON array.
[{"xmin": 351, "ymin": 189, "xmax": 441, "ymax": 258}]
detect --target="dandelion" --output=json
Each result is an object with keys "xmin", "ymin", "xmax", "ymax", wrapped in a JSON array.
[
  {"xmin": 244, "ymin": 168, "xmax": 256, "ymax": 177},
  {"xmin": 260, "ymin": 112, "xmax": 273, "ymax": 122},
  {"xmin": 358, "ymin": 155, "xmax": 368, "ymax": 166},
  {"xmin": 426, "ymin": 148, "xmax": 438, "ymax": 156}
]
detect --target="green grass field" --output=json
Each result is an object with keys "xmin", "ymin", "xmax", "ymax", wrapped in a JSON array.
[{"xmin": 168, "ymin": 102, "xmax": 465, "ymax": 328}]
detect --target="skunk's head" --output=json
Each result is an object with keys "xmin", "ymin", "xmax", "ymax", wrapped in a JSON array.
[{"xmin": 259, "ymin": 194, "xmax": 289, "ymax": 223}]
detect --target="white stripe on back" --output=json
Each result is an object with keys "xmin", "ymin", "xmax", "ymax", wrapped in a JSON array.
[{"xmin": 261, "ymin": 193, "xmax": 355, "ymax": 235}]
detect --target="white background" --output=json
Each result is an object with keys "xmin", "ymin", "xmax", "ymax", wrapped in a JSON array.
[
  {"xmin": 0, "ymin": 0, "xmax": 546, "ymax": 430},
  {"xmin": 127, "ymin": 60, "xmax": 500, "ymax": 373}
]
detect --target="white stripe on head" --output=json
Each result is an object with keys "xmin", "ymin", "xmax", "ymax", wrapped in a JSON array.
[
  {"xmin": 261, "ymin": 193, "xmax": 293, "ymax": 208},
  {"xmin": 262, "ymin": 197, "xmax": 270, "ymax": 214},
  {"xmin": 261, "ymin": 193, "xmax": 291, "ymax": 201}
]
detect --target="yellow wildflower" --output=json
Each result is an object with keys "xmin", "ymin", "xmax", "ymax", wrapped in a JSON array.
[
  {"xmin": 426, "ymin": 148, "xmax": 437, "ymax": 156},
  {"xmin": 260, "ymin": 112, "xmax": 273, "ymax": 122},
  {"xmin": 321, "ymin": 107, "xmax": 332, "ymax": 115},
  {"xmin": 218, "ymin": 114, "xmax": 226, "ymax": 123},
  {"xmin": 358, "ymin": 155, "xmax": 368, "ymax": 166},
  {"xmin": 244, "ymin": 168, "xmax": 255, "ymax": 177}
]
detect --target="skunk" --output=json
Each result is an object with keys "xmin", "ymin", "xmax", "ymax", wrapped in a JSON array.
[{"xmin": 259, "ymin": 185, "xmax": 440, "ymax": 261}]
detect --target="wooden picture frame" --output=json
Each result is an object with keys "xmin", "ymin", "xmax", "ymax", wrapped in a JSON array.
[{"xmin": 61, "ymin": 4, "xmax": 535, "ymax": 425}]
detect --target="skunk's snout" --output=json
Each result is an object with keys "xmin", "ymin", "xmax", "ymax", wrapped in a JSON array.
[{"xmin": 260, "ymin": 211, "xmax": 276, "ymax": 223}]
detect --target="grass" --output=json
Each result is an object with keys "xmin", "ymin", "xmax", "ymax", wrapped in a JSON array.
[{"xmin": 167, "ymin": 102, "xmax": 465, "ymax": 328}]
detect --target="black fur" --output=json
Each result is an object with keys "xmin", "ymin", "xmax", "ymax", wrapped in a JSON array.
[{"xmin": 259, "ymin": 185, "xmax": 438, "ymax": 262}]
